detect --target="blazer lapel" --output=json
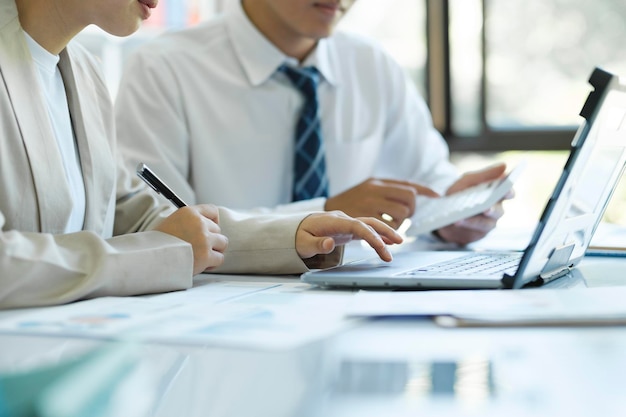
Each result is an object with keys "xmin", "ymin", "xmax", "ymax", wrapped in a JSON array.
[{"xmin": 58, "ymin": 47, "xmax": 115, "ymax": 233}]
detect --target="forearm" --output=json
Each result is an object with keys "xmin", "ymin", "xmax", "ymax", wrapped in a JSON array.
[{"xmin": 0, "ymin": 230, "xmax": 192, "ymax": 309}]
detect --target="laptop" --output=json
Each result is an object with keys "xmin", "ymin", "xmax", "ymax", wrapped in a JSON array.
[{"xmin": 302, "ymin": 67, "xmax": 626, "ymax": 290}]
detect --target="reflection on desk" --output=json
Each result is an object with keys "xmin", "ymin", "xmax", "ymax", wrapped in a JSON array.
[
  {"xmin": 325, "ymin": 322, "xmax": 626, "ymax": 417},
  {"xmin": 1, "ymin": 233, "xmax": 626, "ymax": 417}
]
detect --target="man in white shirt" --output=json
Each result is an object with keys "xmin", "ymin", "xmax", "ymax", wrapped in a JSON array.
[{"xmin": 115, "ymin": 0, "xmax": 508, "ymax": 245}]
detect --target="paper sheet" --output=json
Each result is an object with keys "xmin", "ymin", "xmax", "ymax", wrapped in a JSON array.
[
  {"xmin": 0, "ymin": 282, "xmax": 356, "ymax": 350},
  {"xmin": 348, "ymin": 287, "xmax": 626, "ymax": 326}
]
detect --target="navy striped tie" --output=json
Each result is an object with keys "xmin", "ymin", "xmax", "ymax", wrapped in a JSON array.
[{"xmin": 279, "ymin": 65, "xmax": 329, "ymax": 202}]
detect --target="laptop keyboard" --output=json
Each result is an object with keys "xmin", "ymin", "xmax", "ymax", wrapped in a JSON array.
[{"xmin": 400, "ymin": 253, "xmax": 522, "ymax": 277}]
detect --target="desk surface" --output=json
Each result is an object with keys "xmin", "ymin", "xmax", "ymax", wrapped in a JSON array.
[{"xmin": 2, "ymin": 232, "xmax": 626, "ymax": 417}]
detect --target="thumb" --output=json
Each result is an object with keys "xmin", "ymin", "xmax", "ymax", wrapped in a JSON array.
[
  {"xmin": 472, "ymin": 163, "xmax": 507, "ymax": 183},
  {"xmin": 451, "ymin": 163, "xmax": 507, "ymax": 193},
  {"xmin": 318, "ymin": 237, "xmax": 336, "ymax": 254},
  {"xmin": 298, "ymin": 235, "xmax": 336, "ymax": 259}
]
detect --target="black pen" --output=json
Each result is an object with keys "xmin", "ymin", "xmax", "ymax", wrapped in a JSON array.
[{"xmin": 136, "ymin": 162, "xmax": 187, "ymax": 208}]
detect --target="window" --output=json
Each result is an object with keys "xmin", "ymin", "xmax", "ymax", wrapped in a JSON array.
[
  {"xmin": 341, "ymin": 0, "xmax": 626, "ymax": 226},
  {"xmin": 340, "ymin": 0, "xmax": 626, "ymax": 151},
  {"xmin": 451, "ymin": 0, "xmax": 626, "ymax": 150},
  {"xmin": 483, "ymin": 0, "xmax": 626, "ymax": 130}
]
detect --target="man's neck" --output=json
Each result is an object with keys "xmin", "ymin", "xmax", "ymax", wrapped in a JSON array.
[{"xmin": 241, "ymin": 1, "xmax": 317, "ymax": 63}]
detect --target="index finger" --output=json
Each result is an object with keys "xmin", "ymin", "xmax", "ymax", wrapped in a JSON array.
[
  {"xmin": 355, "ymin": 217, "xmax": 404, "ymax": 262},
  {"xmin": 358, "ymin": 217, "xmax": 404, "ymax": 245},
  {"xmin": 340, "ymin": 220, "xmax": 397, "ymax": 262}
]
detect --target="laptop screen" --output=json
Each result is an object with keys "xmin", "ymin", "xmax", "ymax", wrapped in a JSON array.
[{"xmin": 509, "ymin": 68, "xmax": 626, "ymax": 288}]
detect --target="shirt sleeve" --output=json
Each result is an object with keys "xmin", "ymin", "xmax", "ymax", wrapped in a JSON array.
[{"xmin": 374, "ymin": 46, "xmax": 461, "ymax": 195}]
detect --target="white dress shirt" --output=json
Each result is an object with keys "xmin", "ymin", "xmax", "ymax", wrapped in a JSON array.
[
  {"xmin": 115, "ymin": 0, "xmax": 460, "ymax": 213},
  {"xmin": 25, "ymin": 32, "xmax": 86, "ymax": 232}
]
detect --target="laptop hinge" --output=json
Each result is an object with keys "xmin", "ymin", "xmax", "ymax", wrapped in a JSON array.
[
  {"xmin": 504, "ymin": 243, "xmax": 576, "ymax": 288},
  {"xmin": 539, "ymin": 267, "xmax": 572, "ymax": 284},
  {"xmin": 540, "ymin": 243, "xmax": 575, "ymax": 278}
]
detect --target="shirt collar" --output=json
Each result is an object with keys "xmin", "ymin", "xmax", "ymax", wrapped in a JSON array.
[
  {"xmin": 226, "ymin": 0, "xmax": 338, "ymax": 87},
  {"xmin": 23, "ymin": 31, "xmax": 59, "ymax": 77}
]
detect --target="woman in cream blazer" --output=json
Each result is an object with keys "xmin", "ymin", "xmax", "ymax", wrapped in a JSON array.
[{"xmin": 0, "ymin": 0, "xmax": 400, "ymax": 309}]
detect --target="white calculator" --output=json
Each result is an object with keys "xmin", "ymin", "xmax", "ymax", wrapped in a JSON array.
[{"xmin": 406, "ymin": 163, "xmax": 525, "ymax": 236}]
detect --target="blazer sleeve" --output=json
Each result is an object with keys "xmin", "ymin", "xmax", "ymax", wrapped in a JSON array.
[
  {"xmin": 0, "ymin": 209, "xmax": 193, "ymax": 309},
  {"xmin": 210, "ymin": 208, "xmax": 343, "ymax": 275}
]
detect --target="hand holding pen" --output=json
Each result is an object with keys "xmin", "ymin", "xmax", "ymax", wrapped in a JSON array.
[{"xmin": 137, "ymin": 162, "xmax": 228, "ymax": 275}]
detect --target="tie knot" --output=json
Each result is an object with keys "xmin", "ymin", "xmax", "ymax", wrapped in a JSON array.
[{"xmin": 279, "ymin": 65, "xmax": 320, "ymax": 94}]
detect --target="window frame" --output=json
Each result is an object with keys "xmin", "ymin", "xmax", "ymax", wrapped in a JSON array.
[{"xmin": 425, "ymin": 0, "xmax": 577, "ymax": 152}]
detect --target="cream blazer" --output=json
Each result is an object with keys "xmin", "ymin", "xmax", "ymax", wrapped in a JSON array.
[{"xmin": 0, "ymin": 0, "xmax": 339, "ymax": 309}]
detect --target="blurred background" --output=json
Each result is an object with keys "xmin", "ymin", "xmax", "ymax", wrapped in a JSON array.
[{"xmin": 76, "ymin": 0, "xmax": 626, "ymax": 228}]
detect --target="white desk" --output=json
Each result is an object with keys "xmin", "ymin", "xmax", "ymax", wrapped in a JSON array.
[{"xmin": 1, "ymin": 235, "xmax": 626, "ymax": 417}]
